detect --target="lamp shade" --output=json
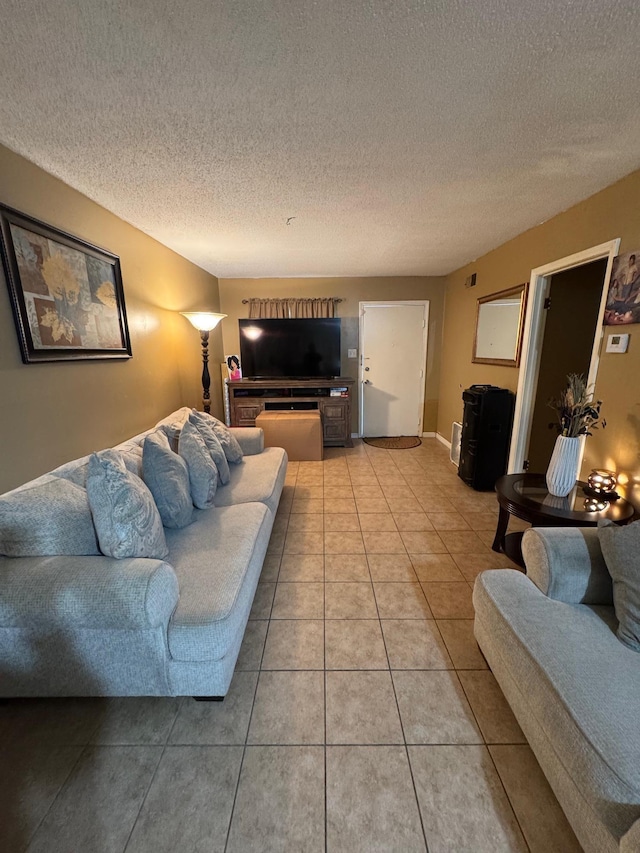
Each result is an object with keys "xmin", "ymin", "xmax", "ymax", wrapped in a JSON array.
[{"xmin": 181, "ymin": 312, "xmax": 227, "ymax": 331}]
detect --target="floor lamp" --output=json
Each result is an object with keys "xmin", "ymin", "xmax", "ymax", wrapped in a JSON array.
[{"xmin": 181, "ymin": 312, "xmax": 227, "ymax": 413}]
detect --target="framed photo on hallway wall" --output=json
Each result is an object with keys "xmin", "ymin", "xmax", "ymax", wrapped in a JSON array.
[
  {"xmin": 603, "ymin": 249, "xmax": 640, "ymax": 325},
  {"xmin": 0, "ymin": 204, "xmax": 132, "ymax": 363}
]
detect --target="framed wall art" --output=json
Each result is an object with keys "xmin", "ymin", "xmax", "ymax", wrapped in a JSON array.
[
  {"xmin": 603, "ymin": 249, "xmax": 640, "ymax": 325},
  {"xmin": 0, "ymin": 204, "xmax": 132, "ymax": 362}
]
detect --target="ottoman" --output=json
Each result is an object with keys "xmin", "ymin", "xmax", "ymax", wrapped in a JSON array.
[{"xmin": 256, "ymin": 411, "xmax": 323, "ymax": 461}]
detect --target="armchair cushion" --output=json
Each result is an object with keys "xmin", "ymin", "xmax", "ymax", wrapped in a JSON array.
[{"xmin": 599, "ymin": 519, "xmax": 640, "ymax": 652}]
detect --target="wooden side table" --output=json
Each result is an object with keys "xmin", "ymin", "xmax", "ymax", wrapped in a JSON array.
[{"xmin": 492, "ymin": 473, "xmax": 636, "ymax": 567}]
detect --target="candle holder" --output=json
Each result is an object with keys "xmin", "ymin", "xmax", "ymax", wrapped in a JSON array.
[{"xmin": 583, "ymin": 469, "xmax": 619, "ymax": 501}]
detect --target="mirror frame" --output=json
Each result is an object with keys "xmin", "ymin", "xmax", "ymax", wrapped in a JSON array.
[{"xmin": 472, "ymin": 283, "xmax": 529, "ymax": 367}]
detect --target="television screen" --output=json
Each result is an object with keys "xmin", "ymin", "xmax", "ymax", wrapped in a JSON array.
[{"xmin": 239, "ymin": 318, "xmax": 341, "ymax": 379}]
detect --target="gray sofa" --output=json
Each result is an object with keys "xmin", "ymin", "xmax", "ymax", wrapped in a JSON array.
[
  {"xmin": 473, "ymin": 527, "xmax": 640, "ymax": 853},
  {"xmin": 0, "ymin": 408, "xmax": 287, "ymax": 698}
]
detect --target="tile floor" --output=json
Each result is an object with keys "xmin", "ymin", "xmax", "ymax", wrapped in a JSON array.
[{"xmin": 0, "ymin": 439, "xmax": 583, "ymax": 852}]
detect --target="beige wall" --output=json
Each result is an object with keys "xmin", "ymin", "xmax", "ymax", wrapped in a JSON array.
[
  {"xmin": 438, "ymin": 168, "xmax": 640, "ymax": 502},
  {"xmin": 219, "ymin": 276, "xmax": 446, "ymax": 434},
  {"xmin": 0, "ymin": 145, "xmax": 222, "ymax": 492}
]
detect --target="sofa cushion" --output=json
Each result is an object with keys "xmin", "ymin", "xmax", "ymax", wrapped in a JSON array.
[
  {"xmin": 189, "ymin": 410, "xmax": 231, "ymax": 485},
  {"xmin": 87, "ymin": 450, "xmax": 168, "ymax": 559},
  {"xmin": 51, "ymin": 455, "xmax": 91, "ymax": 487},
  {"xmin": 474, "ymin": 570, "xmax": 640, "ymax": 839},
  {"xmin": 0, "ymin": 475, "xmax": 99, "ymax": 556},
  {"xmin": 178, "ymin": 420, "xmax": 218, "ymax": 509},
  {"xmin": 204, "ymin": 413, "xmax": 244, "ymax": 464},
  {"xmin": 599, "ymin": 519, "xmax": 640, "ymax": 652},
  {"xmin": 213, "ymin": 447, "xmax": 287, "ymax": 515},
  {"xmin": 165, "ymin": 502, "xmax": 273, "ymax": 661},
  {"xmin": 142, "ymin": 430, "xmax": 193, "ymax": 529}
]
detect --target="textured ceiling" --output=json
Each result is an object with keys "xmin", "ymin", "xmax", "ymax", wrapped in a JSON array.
[{"xmin": 1, "ymin": 1, "xmax": 640, "ymax": 278}]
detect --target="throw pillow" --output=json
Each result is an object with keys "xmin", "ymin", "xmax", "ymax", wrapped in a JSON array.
[
  {"xmin": 192, "ymin": 410, "xmax": 243, "ymax": 464},
  {"xmin": 0, "ymin": 476, "xmax": 100, "ymax": 556},
  {"xmin": 598, "ymin": 519, "xmax": 640, "ymax": 651},
  {"xmin": 142, "ymin": 430, "xmax": 193, "ymax": 528},
  {"xmin": 87, "ymin": 450, "xmax": 168, "ymax": 559},
  {"xmin": 178, "ymin": 420, "xmax": 219, "ymax": 509},
  {"xmin": 188, "ymin": 410, "xmax": 231, "ymax": 485}
]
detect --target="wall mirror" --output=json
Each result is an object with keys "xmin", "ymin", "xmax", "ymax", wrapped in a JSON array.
[{"xmin": 472, "ymin": 283, "xmax": 528, "ymax": 367}]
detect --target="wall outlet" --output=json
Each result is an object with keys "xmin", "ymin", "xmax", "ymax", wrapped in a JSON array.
[{"xmin": 347, "ymin": 348, "xmax": 357, "ymax": 358}]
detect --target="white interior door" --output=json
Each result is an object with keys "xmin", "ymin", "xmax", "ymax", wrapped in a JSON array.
[{"xmin": 359, "ymin": 301, "xmax": 429, "ymax": 437}]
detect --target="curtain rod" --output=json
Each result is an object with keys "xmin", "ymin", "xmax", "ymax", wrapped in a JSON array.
[{"xmin": 241, "ymin": 297, "xmax": 343, "ymax": 304}]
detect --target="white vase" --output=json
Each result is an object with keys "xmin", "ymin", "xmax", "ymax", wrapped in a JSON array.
[{"xmin": 546, "ymin": 435, "xmax": 581, "ymax": 497}]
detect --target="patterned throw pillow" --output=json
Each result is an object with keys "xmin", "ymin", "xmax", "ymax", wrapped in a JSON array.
[
  {"xmin": 87, "ymin": 450, "xmax": 168, "ymax": 559},
  {"xmin": 192, "ymin": 411, "xmax": 243, "ymax": 464},
  {"xmin": 178, "ymin": 420, "xmax": 219, "ymax": 509},
  {"xmin": 189, "ymin": 410, "xmax": 231, "ymax": 484},
  {"xmin": 142, "ymin": 430, "xmax": 193, "ymax": 528}
]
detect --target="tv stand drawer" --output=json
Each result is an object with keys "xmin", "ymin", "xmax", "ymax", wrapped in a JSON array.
[{"xmin": 265, "ymin": 401, "xmax": 319, "ymax": 412}]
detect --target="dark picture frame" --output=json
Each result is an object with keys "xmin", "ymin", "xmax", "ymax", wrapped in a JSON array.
[{"xmin": 0, "ymin": 204, "xmax": 132, "ymax": 363}]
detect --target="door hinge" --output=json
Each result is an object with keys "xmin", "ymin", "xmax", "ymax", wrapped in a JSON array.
[
  {"xmin": 422, "ymin": 319, "xmax": 426, "ymax": 328},
  {"xmin": 523, "ymin": 459, "xmax": 530, "ymax": 471},
  {"xmin": 543, "ymin": 297, "xmax": 551, "ymax": 310}
]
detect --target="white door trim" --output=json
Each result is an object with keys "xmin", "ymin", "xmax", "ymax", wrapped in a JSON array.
[
  {"xmin": 358, "ymin": 301, "xmax": 429, "ymax": 438},
  {"xmin": 508, "ymin": 239, "xmax": 620, "ymax": 473}
]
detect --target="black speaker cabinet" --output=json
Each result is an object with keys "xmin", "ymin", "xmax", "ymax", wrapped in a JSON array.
[{"xmin": 458, "ymin": 385, "xmax": 515, "ymax": 491}]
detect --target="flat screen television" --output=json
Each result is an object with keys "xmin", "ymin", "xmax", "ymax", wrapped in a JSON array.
[{"xmin": 239, "ymin": 318, "xmax": 341, "ymax": 379}]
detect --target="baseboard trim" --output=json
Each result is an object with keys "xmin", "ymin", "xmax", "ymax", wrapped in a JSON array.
[
  {"xmin": 435, "ymin": 432, "xmax": 452, "ymax": 450},
  {"xmin": 421, "ymin": 432, "xmax": 436, "ymax": 438}
]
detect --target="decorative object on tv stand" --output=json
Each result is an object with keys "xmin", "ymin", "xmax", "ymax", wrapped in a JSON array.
[
  {"xmin": 545, "ymin": 373, "xmax": 605, "ymax": 498},
  {"xmin": 181, "ymin": 312, "xmax": 227, "ymax": 413},
  {"xmin": 226, "ymin": 354, "xmax": 242, "ymax": 381}
]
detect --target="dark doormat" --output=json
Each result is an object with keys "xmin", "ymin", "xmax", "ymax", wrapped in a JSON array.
[{"xmin": 363, "ymin": 436, "xmax": 422, "ymax": 449}]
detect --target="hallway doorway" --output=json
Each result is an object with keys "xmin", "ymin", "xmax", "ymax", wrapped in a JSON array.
[
  {"xmin": 509, "ymin": 239, "xmax": 620, "ymax": 473},
  {"xmin": 526, "ymin": 259, "xmax": 608, "ymax": 472}
]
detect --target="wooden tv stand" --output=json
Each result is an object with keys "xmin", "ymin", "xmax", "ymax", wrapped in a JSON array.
[{"xmin": 227, "ymin": 378, "xmax": 354, "ymax": 447}]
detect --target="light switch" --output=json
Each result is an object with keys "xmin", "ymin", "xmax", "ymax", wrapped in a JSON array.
[{"xmin": 347, "ymin": 348, "xmax": 357, "ymax": 358}]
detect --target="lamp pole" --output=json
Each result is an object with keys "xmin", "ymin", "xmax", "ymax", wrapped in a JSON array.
[{"xmin": 200, "ymin": 329, "xmax": 211, "ymax": 413}]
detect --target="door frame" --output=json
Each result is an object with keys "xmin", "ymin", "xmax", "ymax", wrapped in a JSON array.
[
  {"xmin": 358, "ymin": 300, "xmax": 429, "ymax": 438},
  {"xmin": 508, "ymin": 238, "xmax": 620, "ymax": 473}
]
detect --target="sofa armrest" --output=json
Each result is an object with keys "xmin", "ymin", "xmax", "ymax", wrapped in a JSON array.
[
  {"xmin": 230, "ymin": 427, "xmax": 264, "ymax": 455},
  {"xmin": 0, "ymin": 555, "xmax": 179, "ymax": 630},
  {"xmin": 521, "ymin": 527, "xmax": 613, "ymax": 605}
]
